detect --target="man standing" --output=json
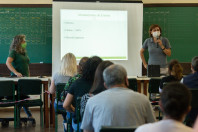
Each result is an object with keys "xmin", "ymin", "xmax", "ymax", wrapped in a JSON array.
[{"xmin": 81, "ymin": 64, "xmax": 156, "ymax": 132}]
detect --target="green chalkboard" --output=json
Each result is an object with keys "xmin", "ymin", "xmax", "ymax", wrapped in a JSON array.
[
  {"xmin": 143, "ymin": 7, "xmax": 198, "ymax": 62},
  {"xmin": 0, "ymin": 7, "xmax": 52, "ymax": 63}
]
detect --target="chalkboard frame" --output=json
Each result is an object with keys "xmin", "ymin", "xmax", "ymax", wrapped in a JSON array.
[{"xmin": 0, "ymin": 4, "xmax": 52, "ymax": 8}]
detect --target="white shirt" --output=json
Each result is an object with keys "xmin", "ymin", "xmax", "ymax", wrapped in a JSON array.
[{"xmin": 135, "ymin": 119, "xmax": 193, "ymax": 132}]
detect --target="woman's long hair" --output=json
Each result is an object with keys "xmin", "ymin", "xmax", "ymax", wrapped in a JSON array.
[
  {"xmin": 90, "ymin": 61, "xmax": 113, "ymax": 95},
  {"xmin": 168, "ymin": 60, "xmax": 183, "ymax": 81},
  {"xmin": 10, "ymin": 35, "xmax": 26, "ymax": 54},
  {"xmin": 59, "ymin": 53, "xmax": 77, "ymax": 76}
]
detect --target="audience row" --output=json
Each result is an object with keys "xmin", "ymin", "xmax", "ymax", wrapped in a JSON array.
[{"xmin": 49, "ymin": 53, "xmax": 198, "ymax": 132}]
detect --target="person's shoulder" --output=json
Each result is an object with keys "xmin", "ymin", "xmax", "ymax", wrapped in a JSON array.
[
  {"xmin": 53, "ymin": 72, "xmax": 60, "ymax": 78},
  {"xmin": 144, "ymin": 38, "xmax": 152, "ymax": 43},
  {"xmin": 87, "ymin": 90, "xmax": 106, "ymax": 103},
  {"xmin": 162, "ymin": 75, "xmax": 175, "ymax": 81},
  {"xmin": 9, "ymin": 50, "xmax": 17, "ymax": 54},
  {"xmin": 161, "ymin": 37, "xmax": 170, "ymax": 44},
  {"xmin": 184, "ymin": 73, "xmax": 194, "ymax": 80},
  {"xmin": 135, "ymin": 122, "xmax": 154, "ymax": 132}
]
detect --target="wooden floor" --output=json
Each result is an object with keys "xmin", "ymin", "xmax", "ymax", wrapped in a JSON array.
[
  {"xmin": 0, "ymin": 107, "xmax": 161, "ymax": 132},
  {"xmin": 0, "ymin": 108, "xmax": 64, "ymax": 132}
]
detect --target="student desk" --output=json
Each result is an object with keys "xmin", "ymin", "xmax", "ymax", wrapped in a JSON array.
[{"xmin": 0, "ymin": 77, "xmax": 51, "ymax": 128}]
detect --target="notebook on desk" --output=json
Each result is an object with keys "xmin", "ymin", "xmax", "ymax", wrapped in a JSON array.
[{"xmin": 147, "ymin": 65, "xmax": 160, "ymax": 77}]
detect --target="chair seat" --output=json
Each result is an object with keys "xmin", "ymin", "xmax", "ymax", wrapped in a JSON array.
[
  {"xmin": 0, "ymin": 100, "xmax": 16, "ymax": 107},
  {"xmin": 0, "ymin": 103, "xmax": 15, "ymax": 107},
  {"xmin": 18, "ymin": 100, "xmax": 43, "ymax": 107}
]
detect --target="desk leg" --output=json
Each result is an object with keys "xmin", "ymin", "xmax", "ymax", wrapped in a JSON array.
[
  {"xmin": 143, "ymin": 80, "xmax": 149, "ymax": 96},
  {"xmin": 50, "ymin": 93, "xmax": 55, "ymax": 127},
  {"xmin": 43, "ymin": 82, "xmax": 49, "ymax": 128},
  {"xmin": 137, "ymin": 80, "xmax": 141, "ymax": 93}
]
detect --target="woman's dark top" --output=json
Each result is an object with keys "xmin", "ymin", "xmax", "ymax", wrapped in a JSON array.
[
  {"xmin": 8, "ymin": 50, "xmax": 30, "ymax": 76},
  {"xmin": 159, "ymin": 75, "xmax": 179, "ymax": 89},
  {"xmin": 68, "ymin": 78, "xmax": 92, "ymax": 107}
]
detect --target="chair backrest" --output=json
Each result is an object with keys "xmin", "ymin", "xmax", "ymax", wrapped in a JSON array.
[
  {"xmin": 56, "ymin": 83, "xmax": 66, "ymax": 101},
  {"xmin": 148, "ymin": 78, "xmax": 161, "ymax": 101},
  {"xmin": 18, "ymin": 79, "xmax": 42, "ymax": 96},
  {"xmin": 0, "ymin": 80, "xmax": 15, "ymax": 100},
  {"xmin": 128, "ymin": 78, "xmax": 137, "ymax": 91},
  {"xmin": 147, "ymin": 65, "xmax": 160, "ymax": 77},
  {"xmin": 76, "ymin": 97, "xmax": 82, "ymax": 132},
  {"xmin": 148, "ymin": 78, "xmax": 161, "ymax": 94},
  {"xmin": 100, "ymin": 126, "xmax": 136, "ymax": 132},
  {"xmin": 190, "ymin": 89, "xmax": 198, "ymax": 108}
]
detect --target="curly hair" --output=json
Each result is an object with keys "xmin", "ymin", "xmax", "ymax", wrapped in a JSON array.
[
  {"xmin": 10, "ymin": 34, "xmax": 26, "ymax": 54},
  {"xmin": 168, "ymin": 59, "xmax": 183, "ymax": 81}
]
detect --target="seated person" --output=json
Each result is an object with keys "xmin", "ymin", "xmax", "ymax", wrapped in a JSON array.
[
  {"xmin": 81, "ymin": 64, "xmax": 156, "ymax": 132},
  {"xmin": 182, "ymin": 56, "xmax": 198, "ymax": 127},
  {"xmin": 63, "ymin": 56, "xmax": 102, "ymax": 130},
  {"xmin": 135, "ymin": 82, "xmax": 192, "ymax": 132},
  {"xmin": 49, "ymin": 53, "xmax": 77, "ymax": 124},
  {"xmin": 80, "ymin": 61, "xmax": 113, "ymax": 117},
  {"xmin": 159, "ymin": 59, "xmax": 183, "ymax": 93},
  {"xmin": 60, "ymin": 57, "xmax": 89, "ymax": 102}
]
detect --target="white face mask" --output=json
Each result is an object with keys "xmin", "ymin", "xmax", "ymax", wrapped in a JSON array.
[{"xmin": 152, "ymin": 31, "xmax": 160, "ymax": 38}]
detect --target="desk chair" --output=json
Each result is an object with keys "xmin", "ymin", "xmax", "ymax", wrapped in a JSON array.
[
  {"xmin": 100, "ymin": 126, "xmax": 136, "ymax": 132},
  {"xmin": 148, "ymin": 78, "xmax": 162, "ymax": 120},
  {"xmin": 76, "ymin": 97, "xmax": 82, "ymax": 132},
  {"xmin": 0, "ymin": 81, "xmax": 16, "ymax": 128},
  {"xmin": 55, "ymin": 83, "xmax": 67, "ymax": 132},
  {"xmin": 70, "ymin": 96, "xmax": 82, "ymax": 132},
  {"xmin": 17, "ymin": 79, "xmax": 43, "ymax": 127},
  {"xmin": 128, "ymin": 78, "xmax": 137, "ymax": 91}
]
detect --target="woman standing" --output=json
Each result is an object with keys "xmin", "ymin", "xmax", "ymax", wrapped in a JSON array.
[
  {"xmin": 6, "ymin": 35, "xmax": 32, "ymax": 119},
  {"xmin": 140, "ymin": 24, "xmax": 171, "ymax": 69},
  {"xmin": 6, "ymin": 34, "xmax": 29, "ymax": 77}
]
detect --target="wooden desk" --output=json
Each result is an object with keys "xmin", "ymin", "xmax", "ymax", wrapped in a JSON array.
[
  {"xmin": 128, "ymin": 76, "xmax": 162, "ymax": 96},
  {"xmin": 0, "ymin": 77, "xmax": 51, "ymax": 128}
]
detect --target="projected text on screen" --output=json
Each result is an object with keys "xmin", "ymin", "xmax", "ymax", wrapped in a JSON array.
[{"xmin": 61, "ymin": 9, "xmax": 127, "ymax": 60}]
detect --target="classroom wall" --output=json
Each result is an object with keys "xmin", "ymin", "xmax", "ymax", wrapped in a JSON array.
[{"xmin": 0, "ymin": 0, "xmax": 198, "ymax": 4}]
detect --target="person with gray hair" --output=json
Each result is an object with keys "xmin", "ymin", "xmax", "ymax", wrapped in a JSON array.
[
  {"xmin": 182, "ymin": 56, "xmax": 198, "ymax": 126},
  {"xmin": 81, "ymin": 64, "xmax": 156, "ymax": 132},
  {"xmin": 103, "ymin": 64, "xmax": 127, "ymax": 88}
]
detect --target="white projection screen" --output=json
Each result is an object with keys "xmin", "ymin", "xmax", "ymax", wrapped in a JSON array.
[
  {"xmin": 53, "ymin": 1, "xmax": 143, "ymax": 76},
  {"xmin": 61, "ymin": 9, "xmax": 128, "ymax": 60}
]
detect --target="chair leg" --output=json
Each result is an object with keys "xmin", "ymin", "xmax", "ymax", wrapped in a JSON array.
[
  {"xmin": 16, "ymin": 105, "xmax": 21, "ymax": 128},
  {"xmin": 55, "ymin": 113, "xmax": 58, "ymax": 132},
  {"xmin": 40, "ymin": 106, "xmax": 44, "ymax": 128},
  {"xmin": 14, "ymin": 105, "xmax": 17, "ymax": 128}
]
